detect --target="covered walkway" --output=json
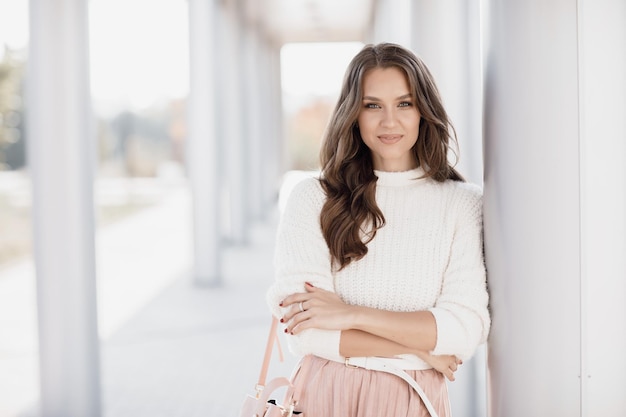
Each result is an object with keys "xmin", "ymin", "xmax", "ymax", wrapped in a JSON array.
[{"xmin": 8, "ymin": 0, "xmax": 626, "ymax": 416}]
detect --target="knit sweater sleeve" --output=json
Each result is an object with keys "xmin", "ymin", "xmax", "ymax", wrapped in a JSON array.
[
  {"xmin": 428, "ymin": 184, "xmax": 491, "ymax": 360},
  {"xmin": 266, "ymin": 178, "xmax": 343, "ymax": 361}
]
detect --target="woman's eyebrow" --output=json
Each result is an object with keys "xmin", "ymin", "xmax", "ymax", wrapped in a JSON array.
[{"xmin": 362, "ymin": 93, "xmax": 412, "ymax": 101}]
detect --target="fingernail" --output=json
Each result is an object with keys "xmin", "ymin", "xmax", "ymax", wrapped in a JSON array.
[
  {"xmin": 305, "ymin": 282, "xmax": 314, "ymax": 287},
  {"xmin": 284, "ymin": 328, "xmax": 288, "ymax": 333},
  {"xmin": 280, "ymin": 318, "xmax": 284, "ymax": 323},
  {"xmin": 279, "ymin": 301, "xmax": 283, "ymax": 307}
]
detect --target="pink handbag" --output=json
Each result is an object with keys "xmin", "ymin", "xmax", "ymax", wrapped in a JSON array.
[{"xmin": 239, "ymin": 317, "xmax": 310, "ymax": 417}]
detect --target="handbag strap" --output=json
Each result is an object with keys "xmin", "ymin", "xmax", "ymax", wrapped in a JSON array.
[
  {"xmin": 345, "ymin": 356, "xmax": 440, "ymax": 417},
  {"xmin": 257, "ymin": 317, "xmax": 284, "ymax": 389},
  {"xmin": 254, "ymin": 318, "xmax": 312, "ymax": 416}
]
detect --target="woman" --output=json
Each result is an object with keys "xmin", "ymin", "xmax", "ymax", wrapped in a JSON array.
[{"xmin": 267, "ymin": 43, "xmax": 490, "ymax": 417}]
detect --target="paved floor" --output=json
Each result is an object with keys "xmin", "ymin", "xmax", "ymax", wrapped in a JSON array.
[{"xmin": 0, "ymin": 184, "xmax": 298, "ymax": 417}]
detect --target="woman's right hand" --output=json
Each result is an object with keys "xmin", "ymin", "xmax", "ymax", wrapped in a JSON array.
[{"xmin": 415, "ymin": 351, "xmax": 462, "ymax": 381}]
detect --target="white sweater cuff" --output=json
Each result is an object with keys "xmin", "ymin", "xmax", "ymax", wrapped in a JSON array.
[
  {"xmin": 287, "ymin": 328, "xmax": 343, "ymax": 362},
  {"xmin": 428, "ymin": 307, "xmax": 471, "ymax": 359}
]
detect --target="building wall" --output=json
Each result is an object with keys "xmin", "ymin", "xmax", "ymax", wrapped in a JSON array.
[{"xmin": 483, "ymin": 0, "xmax": 626, "ymax": 415}]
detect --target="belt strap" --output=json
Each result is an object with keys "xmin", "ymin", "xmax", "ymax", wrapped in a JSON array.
[
  {"xmin": 345, "ymin": 356, "xmax": 439, "ymax": 417},
  {"xmin": 344, "ymin": 355, "xmax": 432, "ymax": 371}
]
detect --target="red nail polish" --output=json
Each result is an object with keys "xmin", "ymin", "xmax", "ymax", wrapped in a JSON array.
[
  {"xmin": 280, "ymin": 318, "xmax": 284, "ymax": 323},
  {"xmin": 279, "ymin": 301, "xmax": 283, "ymax": 307},
  {"xmin": 284, "ymin": 328, "xmax": 288, "ymax": 333},
  {"xmin": 305, "ymin": 282, "xmax": 314, "ymax": 287}
]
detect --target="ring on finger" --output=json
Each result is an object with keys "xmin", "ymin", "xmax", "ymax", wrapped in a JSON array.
[{"xmin": 298, "ymin": 301, "xmax": 305, "ymax": 312}]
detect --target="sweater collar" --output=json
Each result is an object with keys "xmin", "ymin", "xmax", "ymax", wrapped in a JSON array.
[{"xmin": 374, "ymin": 167, "xmax": 427, "ymax": 187}]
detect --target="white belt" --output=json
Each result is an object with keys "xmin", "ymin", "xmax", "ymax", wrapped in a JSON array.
[
  {"xmin": 344, "ymin": 355, "xmax": 432, "ymax": 371},
  {"xmin": 344, "ymin": 356, "xmax": 439, "ymax": 417}
]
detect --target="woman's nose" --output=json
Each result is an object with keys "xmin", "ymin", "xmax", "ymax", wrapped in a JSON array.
[{"xmin": 381, "ymin": 108, "xmax": 397, "ymax": 127}]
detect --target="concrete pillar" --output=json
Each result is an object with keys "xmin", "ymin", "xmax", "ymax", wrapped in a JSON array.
[
  {"xmin": 409, "ymin": 3, "xmax": 486, "ymax": 416},
  {"xmin": 262, "ymin": 38, "xmax": 284, "ymax": 214},
  {"xmin": 483, "ymin": 1, "xmax": 626, "ymax": 415},
  {"xmin": 577, "ymin": 0, "xmax": 626, "ymax": 412},
  {"xmin": 188, "ymin": 0, "xmax": 221, "ymax": 286},
  {"xmin": 241, "ymin": 25, "xmax": 264, "ymax": 222},
  {"xmin": 218, "ymin": 3, "xmax": 248, "ymax": 244},
  {"xmin": 411, "ymin": 0, "xmax": 483, "ymax": 185},
  {"xmin": 27, "ymin": 0, "xmax": 101, "ymax": 415},
  {"xmin": 247, "ymin": 31, "xmax": 284, "ymax": 220}
]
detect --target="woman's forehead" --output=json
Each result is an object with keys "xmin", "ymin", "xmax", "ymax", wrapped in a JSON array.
[{"xmin": 361, "ymin": 67, "xmax": 411, "ymax": 97}]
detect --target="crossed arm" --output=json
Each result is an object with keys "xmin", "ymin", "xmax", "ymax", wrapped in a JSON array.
[{"xmin": 279, "ymin": 282, "xmax": 462, "ymax": 381}]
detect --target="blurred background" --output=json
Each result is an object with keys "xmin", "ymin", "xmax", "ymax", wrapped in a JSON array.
[{"xmin": 1, "ymin": 0, "xmax": 624, "ymax": 417}]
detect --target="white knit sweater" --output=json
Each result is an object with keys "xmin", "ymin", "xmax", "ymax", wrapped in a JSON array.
[{"xmin": 267, "ymin": 167, "xmax": 490, "ymax": 367}]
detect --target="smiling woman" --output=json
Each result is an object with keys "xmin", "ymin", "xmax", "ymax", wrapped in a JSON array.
[
  {"xmin": 358, "ymin": 67, "xmax": 421, "ymax": 172},
  {"xmin": 266, "ymin": 43, "xmax": 490, "ymax": 417}
]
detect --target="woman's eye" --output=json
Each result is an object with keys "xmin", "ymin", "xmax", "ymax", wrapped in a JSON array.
[
  {"xmin": 364, "ymin": 103, "xmax": 380, "ymax": 109},
  {"xmin": 399, "ymin": 101, "xmax": 413, "ymax": 107}
]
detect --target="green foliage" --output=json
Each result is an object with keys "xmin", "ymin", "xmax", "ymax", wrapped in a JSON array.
[{"xmin": 0, "ymin": 46, "xmax": 26, "ymax": 170}]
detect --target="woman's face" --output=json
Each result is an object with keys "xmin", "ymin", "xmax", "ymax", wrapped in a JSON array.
[{"xmin": 357, "ymin": 66, "xmax": 420, "ymax": 172}]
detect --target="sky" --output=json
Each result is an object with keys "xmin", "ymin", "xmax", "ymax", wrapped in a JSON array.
[
  {"xmin": 0, "ymin": 0, "xmax": 359, "ymax": 114},
  {"xmin": 0, "ymin": 0, "xmax": 189, "ymax": 114},
  {"xmin": 89, "ymin": 0, "xmax": 189, "ymax": 113},
  {"xmin": 0, "ymin": 0, "xmax": 28, "ymax": 54}
]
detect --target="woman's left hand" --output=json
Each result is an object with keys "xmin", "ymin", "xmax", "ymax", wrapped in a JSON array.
[
  {"xmin": 415, "ymin": 351, "xmax": 462, "ymax": 381},
  {"xmin": 280, "ymin": 282, "xmax": 356, "ymax": 335}
]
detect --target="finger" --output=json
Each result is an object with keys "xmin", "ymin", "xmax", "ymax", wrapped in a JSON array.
[
  {"xmin": 305, "ymin": 282, "xmax": 332, "ymax": 295},
  {"xmin": 282, "ymin": 300, "xmax": 308, "ymax": 323},
  {"xmin": 280, "ymin": 283, "xmax": 323, "ymax": 308},
  {"xmin": 440, "ymin": 368, "xmax": 454, "ymax": 382},
  {"xmin": 279, "ymin": 293, "xmax": 307, "ymax": 308},
  {"xmin": 285, "ymin": 309, "xmax": 313, "ymax": 335},
  {"xmin": 290, "ymin": 312, "xmax": 317, "ymax": 335}
]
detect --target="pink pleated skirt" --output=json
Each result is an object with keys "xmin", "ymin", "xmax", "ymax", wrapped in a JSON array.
[{"xmin": 292, "ymin": 355, "xmax": 451, "ymax": 417}]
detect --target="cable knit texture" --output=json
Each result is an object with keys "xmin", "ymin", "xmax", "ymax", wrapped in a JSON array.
[{"xmin": 267, "ymin": 167, "xmax": 490, "ymax": 367}]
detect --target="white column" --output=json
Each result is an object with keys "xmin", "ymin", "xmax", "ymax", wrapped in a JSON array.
[
  {"xmin": 255, "ymin": 35, "xmax": 270, "ymax": 213},
  {"xmin": 409, "ymin": 3, "xmax": 486, "ymax": 416},
  {"xmin": 483, "ymin": 0, "xmax": 626, "ymax": 415},
  {"xmin": 411, "ymin": 0, "xmax": 483, "ymax": 185},
  {"xmin": 241, "ymin": 25, "xmax": 263, "ymax": 222},
  {"xmin": 368, "ymin": 0, "xmax": 412, "ymax": 46},
  {"xmin": 262, "ymin": 38, "xmax": 284, "ymax": 213},
  {"xmin": 578, "ymin": 0, "xmax": 626, "ymax": 412},
  {"xmin": 27, "ymin": 0, "xmax": 101, "ymax": 415},
  {"xmin": 218, "ymin": 4, "xmax": 248, "ymax": 244},
  {"xmin": 188, "ymin": 0, "xmax": 221, "ymax": 286}
]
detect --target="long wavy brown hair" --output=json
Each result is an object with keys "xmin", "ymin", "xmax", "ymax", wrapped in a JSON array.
[{"xmin": 319, "ymin": 42, "xmax": 464, "ymax": 270}]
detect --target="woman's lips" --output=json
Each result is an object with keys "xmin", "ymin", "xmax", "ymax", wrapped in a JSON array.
[{"xmin": 378, "ymin": 134, "xmax": 402, "ymax": 144}]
